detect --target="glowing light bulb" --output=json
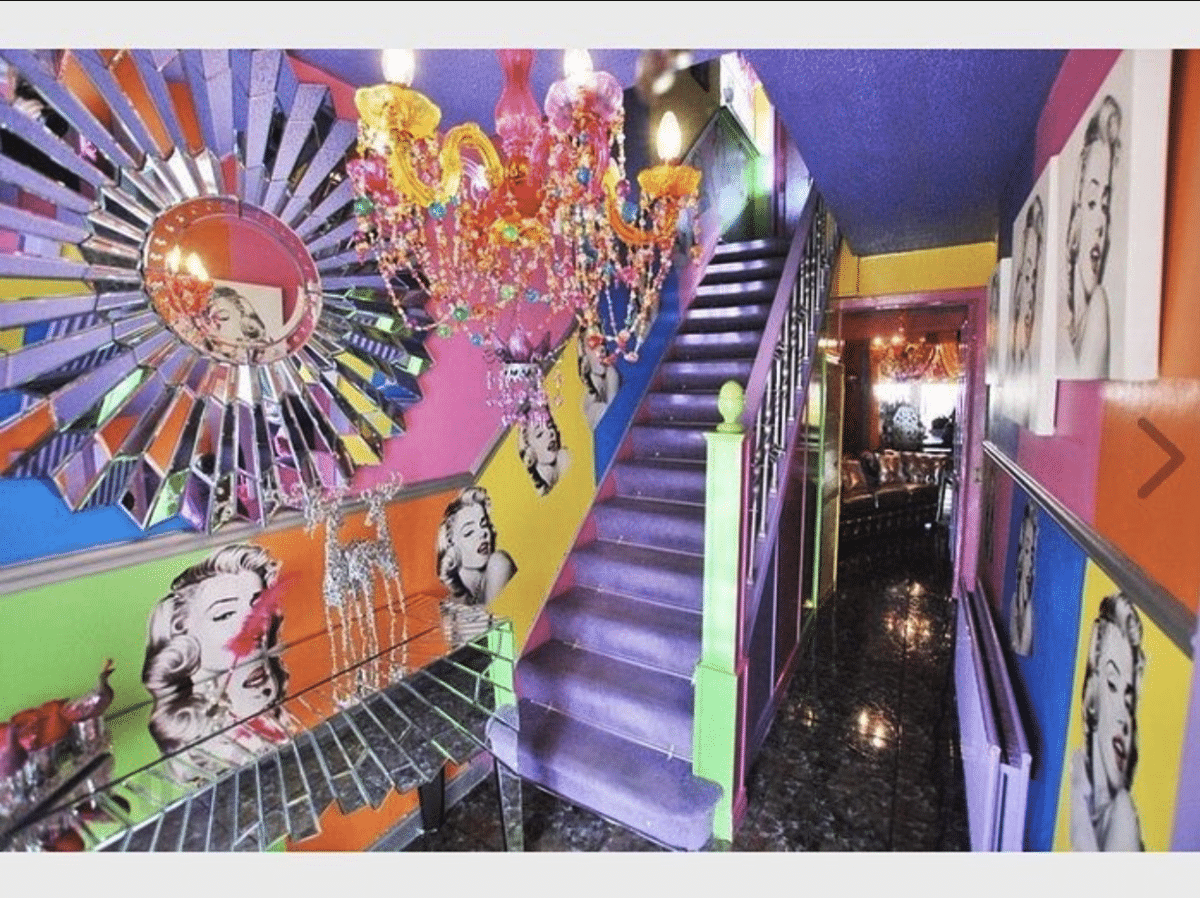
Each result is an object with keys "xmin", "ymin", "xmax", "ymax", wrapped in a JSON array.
[
  {"xmin": 563, "ymin": 49, "xmax": 593, "ymax": 82},
  {"xmin": 656, "ymin": 111, "xmax": 682, "ymax": 163},
  {"xmin": 184, "ymin": 252, "xmax": 208, "ymax": 282},
  {"xmin": 382, "ymin": 49, "xmax": 415, "ymax": 86}
]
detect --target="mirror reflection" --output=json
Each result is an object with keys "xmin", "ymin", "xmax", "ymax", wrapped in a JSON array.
[{"xmin": 142, "ymin": 197, "xmax": 322, "ymax": 365}]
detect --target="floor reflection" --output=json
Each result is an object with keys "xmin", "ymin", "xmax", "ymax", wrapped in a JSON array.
[{"xmin": 389, "ymin": 527, "xmax": 969, "ymax": 852}]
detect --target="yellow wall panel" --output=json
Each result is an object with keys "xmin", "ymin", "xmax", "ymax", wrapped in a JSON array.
[
  {"xmin": 833, "ymin": 240, "xmax": 997, "ymax": 297},
  {"xmin": 475, "ymin": 351, "xmax": 596, "ymax": 651}
]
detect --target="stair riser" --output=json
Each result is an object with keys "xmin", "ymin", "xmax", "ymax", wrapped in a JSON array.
[
  {"xmin": 546, "ymin": 598, "xmax": 701, "ymax": 677},
  {"xmin": 594, "ymin": 504, "xmax": 705, "ymax": 555},
  {"xmin": 653, "ymin": 361, "xmax": 754, "ymax": 393},
  {"xmin": 678, "ymin": 310, "xmax": 770, "ymax": 334},
  {"xmin": 702, "ymin": 260, "xmax": 786, "ymax": 284},
  {"xmin": 691, "ymin": 281, "xmax": 777, "ymax": 307},
  {"xmin": 642, "ymin": 393, "xmax": 721, "ymax": 424},
  {"xmin": 668, "ymin": 333, "xmax": 760, "ymax": 361},
  {"xmin": 629, "ymin": 426, "xmax": 707, "ymax": 461},
  {"xmin": 517, "ymin": 649, "xmax": 695, "ymax": 759},
  {"xmin": 710, "ymin": 238, "xmax": 790, "ymax": 263},
  {"xmin": 572, "ymin": 551, "xmax": 703, "ymax": 610},
  {"xmin": 612, "ymin": 464, "xmax": 706, "ymax": 504}
]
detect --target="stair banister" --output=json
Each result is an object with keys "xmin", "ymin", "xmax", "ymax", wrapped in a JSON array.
[{"xmin": 693, "ymin": 187, "xmax": 838, "ymax": 843}]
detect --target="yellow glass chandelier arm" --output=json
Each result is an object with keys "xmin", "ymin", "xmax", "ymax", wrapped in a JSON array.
[
  {"xmin": 604, "ymin": 178, "xmax": 655, "ymax": 247},
  {"xmin": 355, "ymin": 83, "xmax": 442, "ymax": 140},
  {"xmin": 385, "ymin": 146, "xmax": 437, "ymax": 207},
  {"xmin": 441, "ymin": 123, "xmax": 505, "ymax": 198}
]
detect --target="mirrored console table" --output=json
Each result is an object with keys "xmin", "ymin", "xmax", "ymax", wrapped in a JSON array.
[{"xmin": 0, "ymin": 612, "xmax": 521, "ymax": 852}]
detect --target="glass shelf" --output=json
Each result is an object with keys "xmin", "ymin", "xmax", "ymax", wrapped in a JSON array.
[{"xmin": 0, "ymin": 609, "xmax": 518, "ymax": 852}]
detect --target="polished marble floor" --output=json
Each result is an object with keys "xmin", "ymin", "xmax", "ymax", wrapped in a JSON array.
[{"xmin": 401, "ymin": 528, "xmax": 970, "ymax": 851}]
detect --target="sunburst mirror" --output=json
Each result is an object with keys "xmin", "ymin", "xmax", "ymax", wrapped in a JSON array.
[{"xmin": 0, "ymin": 49, "xmax": 430, "ymax": 533}]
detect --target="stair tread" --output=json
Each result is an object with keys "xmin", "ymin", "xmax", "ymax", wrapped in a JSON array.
[
  {"xmin": 575, "ymin": 537, "xmax": 704, "ymax": 566},
  {"xmin": 519, "ymin": 641, "xmax": 695, "ymax": 758},
  {"xmin": 514, "ymin": 700, "xmax": 720, "ymax": 850},
  {"xmin": 599, "ymin": 494, "xmax": 704, "ymax": 514},
  {"xmin": 710, "ymin": 237, "xmax": 790, "ymax": 260},
  {"xmin": 547, "ymin": 586, "xmax": 702, "ymax": 677}
]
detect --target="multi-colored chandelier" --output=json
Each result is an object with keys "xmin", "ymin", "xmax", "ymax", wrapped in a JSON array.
[{"xmin": 347, "ymin": 49, "xmax": 700, "ymax": 422}]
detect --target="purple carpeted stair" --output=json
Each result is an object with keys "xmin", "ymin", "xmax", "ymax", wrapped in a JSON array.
[{"xmin": 509, "ymin": 237, "xmax": 790, "ymax": 850}]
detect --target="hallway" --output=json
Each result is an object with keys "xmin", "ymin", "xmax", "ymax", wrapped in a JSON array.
[{"xmin": 396, "ymin": 528, "xmax": 970, "ymax": 851}]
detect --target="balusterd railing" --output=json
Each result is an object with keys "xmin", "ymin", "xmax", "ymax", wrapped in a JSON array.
[{"xmin": 692, "ymin": 189, "xmax": 839, "ymax": 843}]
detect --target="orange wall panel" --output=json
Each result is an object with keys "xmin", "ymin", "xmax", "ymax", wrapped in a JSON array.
[{"xmin": 1094, "ymin": 50, "xmax": 1200, "ymax": 612}]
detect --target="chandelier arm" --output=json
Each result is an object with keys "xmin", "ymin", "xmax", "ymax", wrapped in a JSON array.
[
  {"xmin": 603, "ymin": 180, "xmax": 656, "ymax": 247},
  {"xmin": 385, "ymin": 141, "xmax": 437, "ymax": 207},
  {"xmin": 441, "ymin": 123, "xmax": 506, "ymax": 199}
]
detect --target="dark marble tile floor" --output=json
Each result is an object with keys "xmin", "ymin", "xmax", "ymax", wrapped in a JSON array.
[{"xmin": 401, "ymin": 528, "xmax": 970, "ymax": 852}]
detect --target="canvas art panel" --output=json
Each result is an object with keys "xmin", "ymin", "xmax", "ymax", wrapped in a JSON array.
[
  {"xmin": 1053, "ymin": 560, "xmax": 1190, "ymax": 851},
  {"xmin": 985, "ymin": 256, "xmax": 1011, "ymax": 387},
  {"xmin": 998, "ymin": 491, "xmax": 1087, "ymax": 850},
  {"xmin": 1006, "ymin": 155, "xmax": 1060, "ymax": 435},
  {"xmin": 1056, "ymin": 50, "xmax": 1171, "ymax": 382}
]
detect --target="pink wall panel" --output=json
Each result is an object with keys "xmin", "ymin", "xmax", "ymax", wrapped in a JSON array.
[
  {"xmin": 1033, "ymin": 50, "xmax": 1121, "ymax": 175},
  {"xmin": 352, "ymin": 330, "xmax": 502, "ymax": 488},
  {"xmin": 1015, "ymin": 380, "xmax": 1104, "ymax": 523}
]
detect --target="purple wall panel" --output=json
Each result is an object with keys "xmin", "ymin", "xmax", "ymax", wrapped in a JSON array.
[{"xmin": 1172, "ymin": 620, "xmax": 1200, "ymax": 849}]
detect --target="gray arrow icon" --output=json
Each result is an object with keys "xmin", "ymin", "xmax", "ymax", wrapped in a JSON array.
[{"xmin": 1137, "ymin": 417, "xmax": 1185, "ymax": 499}]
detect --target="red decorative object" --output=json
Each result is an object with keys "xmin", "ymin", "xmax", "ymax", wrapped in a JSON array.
[{"xmin": 63, "ymin": 659, "xmax": 115, "ymax": 724}]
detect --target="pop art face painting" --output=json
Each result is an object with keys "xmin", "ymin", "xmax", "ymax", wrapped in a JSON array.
[
  {"xmin": 142, "ymin": 543, "xmax": 297, "ymax": 781},
  {"xmin": 1056, "ymin": 50, "xmax": 1171, "ymax": 383},
  {"xmin": 1054, "ymin": 561, "xmax": 1189, "ymax": 852}
]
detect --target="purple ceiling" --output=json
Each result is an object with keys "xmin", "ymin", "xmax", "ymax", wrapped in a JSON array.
[{"xmin": 291, "ymin": 48, "xmax": 1066, "ymax": 256}]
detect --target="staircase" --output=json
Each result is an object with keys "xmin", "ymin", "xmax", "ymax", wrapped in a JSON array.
[{"xmin": 507, "ymin": 237, "xmax": 792, "ymax": 850}]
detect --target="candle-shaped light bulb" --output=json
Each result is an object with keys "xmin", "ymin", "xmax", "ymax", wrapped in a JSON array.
[
  {"xmin": 563, "ymin": 49, "xmax": 593, "ymax": 83},
  {"xmin": 656, "ymin": 110, "xmax": 682, "ymax": 163},
  {"xmin": 165, "ymin": 245, "xmax": 182, "ymax": 273},
  {"xmin": 184, "ymin": 252, "xmax": 208, "ymax": 282},
  {"xmin": 382, "ymin": 49, "xmax": 415, "ymax": 86}
]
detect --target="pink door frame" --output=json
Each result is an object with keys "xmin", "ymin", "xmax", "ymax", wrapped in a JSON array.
[{"xmin": 833, "ymin": 286, "xmax": 987, "ymax": 592}]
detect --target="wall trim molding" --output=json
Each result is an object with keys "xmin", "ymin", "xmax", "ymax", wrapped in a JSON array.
[
  {"xmin": 984, "ymin": 440, "xmax": 1194, "ymax": 657},
  {"xmin": 0, "ymin": 472, "xmax": 475, "ymax": 598}
]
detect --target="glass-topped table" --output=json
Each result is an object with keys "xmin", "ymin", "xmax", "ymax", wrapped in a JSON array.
[{"xmin": 0, "ymin": 602, "xmax": 521, "ymax": 852}]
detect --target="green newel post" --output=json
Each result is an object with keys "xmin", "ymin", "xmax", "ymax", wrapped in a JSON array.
[{"xmin": 694, "ymin": 380, "xmax": 746, "ymax": 843}]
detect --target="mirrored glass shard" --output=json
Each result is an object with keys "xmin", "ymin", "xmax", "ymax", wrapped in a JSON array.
[
  {"xmin": 180, "ymin": 50, "xmax": 234, "ymax": 159},
  {"xmin": 0, "ymin": 251, "xmax": 88, "ymax": 281},
  {"xmin": 128, "ymin": 50, "xmax": 189, "ymax": 149},
  {"xmin": 304, "ymin": 216, "xmax": 357, "ymax": 258},
  {"xmin": 262, "ymin": 84, "xmax": 327, "ymax": 213},
  {"xmin": 0, "ymin": 200, "xmax": 90, "ymax": 244},
  {"xmin": 0, "ymin": 155, "xmax": 91, "ymax": 214},
  {"xmin": 235, "ymin": 402, "xmax": 262, "ymax": 525},
  {"xmin": 292, "ymin": 178, "xmax": 353, "ymax": 238},
  {"xmin": 69, "ymin": 50, "xmax": 157, "ymax": 166},
  {"xmin": 243, "ymin": 164, "xmax": 268, "ymax": 208},
  {"xmin": 0, "ymin": 293, "xmax": 97, "ymax": 331},
  {"xmin": 282, "ymin": 121, "xmax": 356, "ymax": 226},
  {"xmin": 49, "ymin": 347, "xmax": 141, "ymax": 426},
  {"xmin": 0, "ymin": 97, "xmax": 111, "ymax": 190}
]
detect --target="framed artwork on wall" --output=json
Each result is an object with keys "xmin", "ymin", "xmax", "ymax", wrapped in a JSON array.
[
  {"xmin": 1053, "ymin": 560, "xmax": 1190, "ymax": 852},
  {"xmin": 1055, "ymin": 50, "xmax": 1171, "ymax": 382},
  {"xmin": 985, "ymin": 256, "xmax": 1011, "ymax": 387},
  {"xmin": 1007, "ymin": 154, "xmax": 1060, "ymax": 435},
  {"xmin": 999, "ymin": 490, "xmax": 1087, "ymax": 850}
]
